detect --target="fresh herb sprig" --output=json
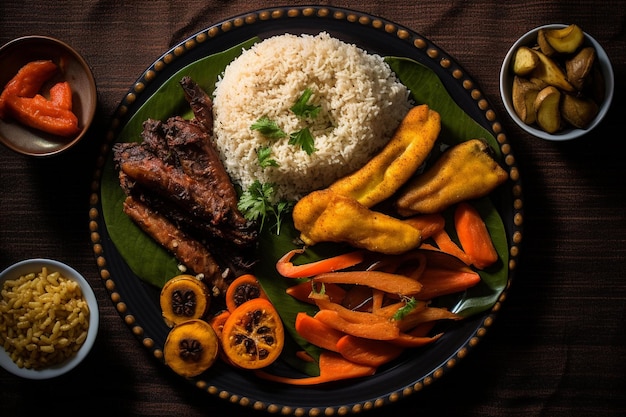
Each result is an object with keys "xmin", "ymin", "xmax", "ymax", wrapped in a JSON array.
[
  {"xmin": 289, "ymin": 127, "xmax": 316, "ymax": 155},
  {"xmin": 290, "ymin": 88, "xmax": 321, "ymax": 119},
  {"xmin": 392, "ymin": 297, "xmax": 419, "ymax": 321},
  {"xmin": 250, "ymin": 116, "xmax": 287, "ymax": 139},
  {"xmin": 250, "ymin": 88, "xmax": 321, "ymax": 156},
  {"xmin": 238, "ymin": 180, "xmax": 293, "ymax": 235},
  {"xmin": 257, "ymin": 146, "xmax": 279, "ymax": 168}
]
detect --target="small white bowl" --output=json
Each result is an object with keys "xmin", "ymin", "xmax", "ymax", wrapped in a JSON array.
[
  {"xmin": 0, "ymin": 259, "xmax": 99, "ymax": 379},
  {"xmin": 500, "ymin": 24, "xmax": 614, "ymax": 141}
]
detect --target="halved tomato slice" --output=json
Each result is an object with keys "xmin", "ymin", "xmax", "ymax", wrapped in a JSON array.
[
  {"xmin": 224, "ymin": 274, "xmax": 268, "ymax": 313},
  {"xmin": 221, "ymin": 298, "xmax": 284, "ymax": 369}
]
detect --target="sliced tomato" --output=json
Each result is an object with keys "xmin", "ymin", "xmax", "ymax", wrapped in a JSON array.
[
  {"xmin": 221, "ymin": 298, "xmax": 284, "ymax": 369},
  {"xmin": 225, "ymin": 274, "xmax": 268, "ymax": 313}
]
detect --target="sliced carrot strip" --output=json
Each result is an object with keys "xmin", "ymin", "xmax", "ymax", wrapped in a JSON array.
[
  {"xmin": 336, "ymin": 335, "xmax": 404, "ymax": 367},
  {"xmin": 389, "ymin": 331, "xmax": 442, "ymax": 348},
  {"xmin": 294, "ymin": 312, "xmax": 343, "ymax": 352},
  {"xmin": 373, "ymin": 299, "xmax": 427, "ymax": 320},
  {"xmin": 255, "ymin": 351, "xmax": 376, "ymax": 385},
  {"xmin": 403, "ymin": 213, "xmax": 446, "ymax": 240},
  {"xmin": 313, "ymin": 270, "xmax": 422, "ymax": 296},
  {"xmin": 432, "ymin": 229, "xmax": 472, "ymax": 265},
  {"xmin": 341, "ymin": 285, "xmax": 374, "ymax": 311},
  {"xmin": 454, "ymin": 202, "xmax": 499, "ymax": 269},
  {"xmin": 315, "ymin": 298, "xmax": 395, "ymax": 325},
  {"xmin": 276, "ymin": 248, "xmax": 365, "ymax": 278},
  {"xmin": 396, "ymin": 306, "xmax": 461, "ymax": 332},
  {"xmin": 415, "ymin": 267, "xmax": 481, "ymax": 300},
  {"xmin": 285, "ymin": 280, "xmax": 346, "ymax": 305},
  {"xmin": 371, "ymin": 289, "xmax": 384, "ymax": 313},
  {"xmin": 314, "ymin": 309, "xmax": 399, "ymax": 341}
]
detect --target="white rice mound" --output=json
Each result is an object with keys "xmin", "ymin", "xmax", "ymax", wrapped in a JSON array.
[{"xmin": 212, "ymin": 32, "xmax": 412, "ymax": 201}]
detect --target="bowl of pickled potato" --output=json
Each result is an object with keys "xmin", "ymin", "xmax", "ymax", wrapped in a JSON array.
[{"xmin": 500, "ymin": 24, "xmax": 614, "ymax": 141}]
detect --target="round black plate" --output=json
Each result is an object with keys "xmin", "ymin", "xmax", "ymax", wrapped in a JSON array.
[{"xmin": 89, "ymin": 5, "xmax": 523, "ymax": 415}]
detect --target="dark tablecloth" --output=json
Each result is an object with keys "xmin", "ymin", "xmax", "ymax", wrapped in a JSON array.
[{"xmin": 1, "ymin": 1, "xmax": 625, "ymax": 416}]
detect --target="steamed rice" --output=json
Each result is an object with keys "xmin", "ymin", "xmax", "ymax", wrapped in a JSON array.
[{"xmin": 212, "ymin": 32, "xmax": 412, "ymax": 200}]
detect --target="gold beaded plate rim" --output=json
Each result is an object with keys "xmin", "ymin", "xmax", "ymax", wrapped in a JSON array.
[{"xmin": 89, "ymin": 5, "xmax": 523, "ymax": 415}]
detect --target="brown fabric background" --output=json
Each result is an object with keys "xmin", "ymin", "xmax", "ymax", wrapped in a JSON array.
[{"xmin": 1, "ymin": 1, "xmax": 625, "ymax": 416}]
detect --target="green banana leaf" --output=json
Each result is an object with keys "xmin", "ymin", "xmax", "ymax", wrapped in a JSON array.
[{"xmin": 100, "ymin": 39, "xmax": 510, "ymax": 376}]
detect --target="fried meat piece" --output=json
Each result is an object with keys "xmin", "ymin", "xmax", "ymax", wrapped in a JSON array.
[
  {"xmin": 113, "ymin": 76, "xmax": 260, "ymax": 286},
  {"xmin": 162, "ymin": 117, "xmax": 249, "ymax": 224},
  {"xmin": 113, "ymin": 141, "xmax": 232, "ymax": 226},
  {"xmin": 122, "ymin": 196, "xmax": 226, "ymax": 293},
  {"xmin": 179, "ymin": 76, "xmax": 213, "ymax": 134}
]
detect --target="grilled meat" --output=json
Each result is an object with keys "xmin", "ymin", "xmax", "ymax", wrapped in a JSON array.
[
  {"xmin": 112, "ymin": 77, "xmax": 259, "ymax": 286},
  {"xmin": 162, "ymin": 116, "xmax": 247, "ymax": 226},
  {"xmin": 114, "ymin": 141, "xmax": 228, "ymax": 223},
  {"xmin": 179, "ymin": 76, "xmax": 213, "ymax": 134},
  {"xmin": 122, "ymin": 196, "xmax": 226, "ymax": 293}
]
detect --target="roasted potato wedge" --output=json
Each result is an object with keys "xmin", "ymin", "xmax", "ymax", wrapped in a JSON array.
[
  {"xmin": 513, "ymin": 46, "xmax": 540, "ymax": 76},
  {"xmin": 512, "ymin": 76, "xmax": 542, "ymax": 124},
  {"xmin": 533, "ymin": 86, "xmax": 562, "ymax": 133},
  {"xmin": 507, "ymin": 23, "xmax": 606, "ymax": 134},
  {"xmin": 537, "ymin": 29, "xmax": 557, "ymax": 56},
  {"xmin": 566, "ymin": 46, "xmax": 596, "ymax": 91},
  {"xmin": 561, "ymin": 94, "xmax": 599, "ymax": 129},
  {"xmin": 532, "ymin": 49, "xmax": 575, "ymax": 92},
  {"xmin": 543, "ymin": 24, "xmax": 585, "ymax": 54}
]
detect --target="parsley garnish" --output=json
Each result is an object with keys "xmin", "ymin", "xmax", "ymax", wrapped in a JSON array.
[
  {"xmin": 237, "ymin": 180, "xmax": 293, "ymax": 235},
  {"xmin": 392, "ymin": 297, "xmax": 419, "ymax": 321},
  {"xmin": 290, "ymin": 88, "xmax": 321, "ymax": 119},
  {"xmin": 250, "ymin": 116, "xmax": 287, "ymax": 139},
  {"xmin": 250, "ymin": 88, "xmax": 322, "ymax": 157},
  {"xmin": 288, "ymin": 127, "xmax": 317, "ymax": 155},
  {"xmin": 257, "ymin": 146, "xmax": 279, "ymax": 168}
]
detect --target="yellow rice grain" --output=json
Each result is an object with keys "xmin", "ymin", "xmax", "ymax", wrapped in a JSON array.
[{"xmin": 0, "ymin": 267, "xmax": 90, "ymax": 369}]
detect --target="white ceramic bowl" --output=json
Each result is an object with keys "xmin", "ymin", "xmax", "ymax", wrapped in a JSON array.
[
  {"xmin": 0, "ymin": 36, "xmax": 97, "ymax": 156},
  {"xmin": 500, "ymin": 24, "xmax": 614, "ymax": 141},
  {"xmin": 0, "ymin": 259, "xmax": 99, "ymax": 379}
]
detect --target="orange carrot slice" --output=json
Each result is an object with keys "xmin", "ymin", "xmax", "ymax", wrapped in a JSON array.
[
  {"xmin": 454, "ymin": 202, "xmax": 499, "ymax": 269},
  {"xmin": 294, "ymin": 312, "xmax": 343, "ymax": 352},
  {"xmin": 389, "ymin": 331, "xmax": 442, "ymax": 348},
  {"xmin": 313, "ymin": 270, "xmax": 422, "ymax": 296},
  {"xmin": 255, "ymin": 351, "xmax": 376, "ymax": 385},
  {"xmin": 336, "ymin": 335, "xmax": 404, "ymax": 367},
  {"xmin": 276, "ymin": 248, "xmax": 365, "ymax": 278},
  {"xmin": 432, "ymin": 229, "xmax": 472, "ymax": 265},
  {"xmin": 377, "ymin": 298, "xmax": 428, "ymax": 319},
  {"xmin": 403, "ymin": 213, "xmax": 446, "ymax": 240},
  {"xmin": 314, "ymin": 309, "xmax": 399, "ymax": 341},
  {"xmin": 286, "ymin": 280, "xmax": 346, "ymax": 305},
  {"xmin": 396, "ymin": 306, "xmax": 461, "ymax": 332},
  {"xmin": 416, "ymin": 267, "xmax": 481, "ymax": 300}
]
